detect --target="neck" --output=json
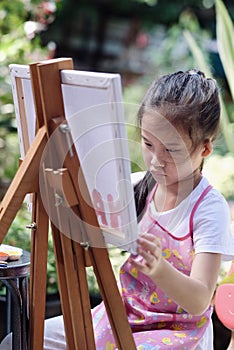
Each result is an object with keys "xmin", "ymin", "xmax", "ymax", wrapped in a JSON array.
[{"xmin": 154, "ymin": 172, "xmax": 202, "ymax": 212}]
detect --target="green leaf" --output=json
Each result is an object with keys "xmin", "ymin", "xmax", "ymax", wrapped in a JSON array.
[
  {"xmin": 183, "ymin": 30, "xmax": 212, "ymax": 77},
  {"xmin": 184, "ymin": 29, "xmax": 234, "ymax": 154},
  {"xmin": 216, "ymin": 0, "xmax": 234, "ymax": 100}
]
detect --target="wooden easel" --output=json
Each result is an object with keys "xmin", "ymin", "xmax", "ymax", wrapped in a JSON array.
[{"xmin": 0, "ymin": 58, "xmax": 136, "ymax": 350}]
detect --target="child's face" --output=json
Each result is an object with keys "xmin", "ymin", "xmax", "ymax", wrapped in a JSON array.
[{"xmin": 141, "ymin": 113, "xmax": 204, "ymax": 186}]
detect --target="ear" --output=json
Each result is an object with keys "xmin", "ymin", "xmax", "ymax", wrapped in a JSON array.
[{"xmin": 202, "ymin": 140, "xmax": 213, "ymax": 157}]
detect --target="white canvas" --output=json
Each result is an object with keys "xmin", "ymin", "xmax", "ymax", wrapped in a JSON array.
[{"xmin": 9, "ymin": 64, "xmax": 138, "ymax": 253}]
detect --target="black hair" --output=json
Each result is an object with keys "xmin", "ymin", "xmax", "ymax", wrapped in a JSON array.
[{"xmin": 134, "ymin": 69, "xmax": 221, "ymax": 220}]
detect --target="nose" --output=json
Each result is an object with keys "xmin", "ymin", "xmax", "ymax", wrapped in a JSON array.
[{"xmin": 151, "ymin": 153, "xmax": 165, "ymax": 168}]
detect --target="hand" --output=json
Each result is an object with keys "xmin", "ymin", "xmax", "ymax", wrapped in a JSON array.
[{"xmin": 130, "ymin": 233, "xmax": 163, "ymax": 279}]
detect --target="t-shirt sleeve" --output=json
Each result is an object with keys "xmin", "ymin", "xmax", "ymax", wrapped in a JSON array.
[{"xmin": 193, "ymin": 190, "xmax": 234, "ymax": 261}]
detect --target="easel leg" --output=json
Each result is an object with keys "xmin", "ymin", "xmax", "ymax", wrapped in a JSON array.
[
  {"xmin": 28, "ymin": 192, "xmax": 49, "ymax": 350},
  {"xmin": 51, "ymin": 204, "xmax": 96, "ymax": 350},
  {"xmin": 0, "ymin": 126, "xmax": 47, "ymax": 242},
  {"xmin": 90, "ymin": 247, "xmax": 137, "ymax": 350},
  {"xmin": 50, "ymin": 223, "xmax": 76, "ymax": 350},
  {"xmin": 0, "ymin": 125, "xmax": 49, "ymax": 348},
  {"xmin": 26, "ymin": 58, "xmax": 136, "ymax": 350}
]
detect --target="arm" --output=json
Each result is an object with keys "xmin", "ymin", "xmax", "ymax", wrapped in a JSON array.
[{"xmin": 130, "ymin": 233, "xmax": 221, "ymax": 315}]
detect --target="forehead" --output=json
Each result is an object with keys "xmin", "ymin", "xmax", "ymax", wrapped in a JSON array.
[{"xmin": 141, "ymin": 113, "xmax": 191, "ymax": 147}]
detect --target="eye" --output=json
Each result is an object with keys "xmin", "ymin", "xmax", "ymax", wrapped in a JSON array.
[
  {"xmin": 144, "ymin": 141, "xmax": 152, "ymax": 147},
  {"xmin": 141, "ymin": 136, "xmax": 152, "ymax": 148},
  {"xmin": 165, "ymin": 148, "xmax": 176, "ymax": 153}
]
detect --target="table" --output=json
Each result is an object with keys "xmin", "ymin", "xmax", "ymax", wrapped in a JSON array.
[{"xmin": 0, "ymin": 250, "xmax": 30, "ymax": 350}]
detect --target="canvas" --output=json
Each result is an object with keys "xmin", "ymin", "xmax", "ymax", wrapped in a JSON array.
[{"xmin": 9, "ymin": 64, "xmax": 138, "ymax": 253}]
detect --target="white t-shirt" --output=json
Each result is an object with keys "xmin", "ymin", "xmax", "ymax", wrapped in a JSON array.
[
  {"xmin": 132, "ymin": 172, "xmax": 234, "ymax": 261},
  {"xmin": 132, "ymin": 172, "xmax": 234, "ymax": 349},
  {"xmin": 148, "ymin": 176, "xmax": 234, "ymax": 261}
]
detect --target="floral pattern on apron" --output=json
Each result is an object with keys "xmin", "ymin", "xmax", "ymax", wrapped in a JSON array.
[{"xmin": 92, "ymin": 185, "xmax": 213, "ymax": 349}]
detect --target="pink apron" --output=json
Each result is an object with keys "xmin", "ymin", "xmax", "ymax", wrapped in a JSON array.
[{"xmin": 92, "ymin": 185, "xmax": 213, "ymax": 349}]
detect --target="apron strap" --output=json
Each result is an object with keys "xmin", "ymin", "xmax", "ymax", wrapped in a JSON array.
[{"xmin": 189, "ymin": 184, "xmax": 213, "ymax": 238}]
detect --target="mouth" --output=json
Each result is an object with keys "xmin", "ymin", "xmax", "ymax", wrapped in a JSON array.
[{"xmin": 150, "ymin": 168, "xmax": 166, "ymax": 177}]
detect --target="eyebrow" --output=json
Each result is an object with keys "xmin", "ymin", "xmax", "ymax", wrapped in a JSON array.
[
  {"xmin": 141, "ymin": 135, "xmax": 182, "ymax": 148},
  {"xmin": 141, "ymin": 135, "xmax": 150, "ymax": 141}
]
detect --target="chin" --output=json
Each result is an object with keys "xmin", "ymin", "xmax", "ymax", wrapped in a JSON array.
[{"xmin": 152, "ymin": 175, "xmax": 167, "ymax": 185}]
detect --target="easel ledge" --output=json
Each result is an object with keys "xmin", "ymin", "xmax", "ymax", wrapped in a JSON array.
[{"xmin": 0, "ymin": 58, "xmax": 136, "ymax": 350}]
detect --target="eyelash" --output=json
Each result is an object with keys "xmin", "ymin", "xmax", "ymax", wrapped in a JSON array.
[
  {"xmin": 144, "ymin": 141, "xmax": 152, "ymax": 147},
  {"xmin": 165, "ymin": 148, "xmax": 176, "ymax": 153},
  {"xmin": 143, "ymin": 141, "xmax": 176, "ymax": 153}
]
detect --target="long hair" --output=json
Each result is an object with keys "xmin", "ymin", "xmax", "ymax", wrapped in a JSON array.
[{"xmin": 134, "ymin": 171, "xmax": 155, "ymax": 221}]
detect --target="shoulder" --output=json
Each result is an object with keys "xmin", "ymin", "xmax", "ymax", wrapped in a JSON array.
[
  {"xmin": 192, "ymin": 177, "xmax": 234, "ymax": 261},
  {"xmin": 193, "ymin": 177, "xmax": 230, "ymax": 221}
]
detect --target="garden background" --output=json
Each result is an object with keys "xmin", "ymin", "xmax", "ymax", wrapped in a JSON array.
[{"xmin": 0, "ymin": 0, "xmax": 234, "ymax": 348}]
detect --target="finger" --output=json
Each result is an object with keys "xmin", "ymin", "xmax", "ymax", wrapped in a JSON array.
[
  {"xmin": 138, "ymin": 250, "xmax": 155, "ymax": 265},
  {"xmin": 129, "ymin": 255, "xmax": 151, "ymax": 273},
  {"xmin": 139, "ymin": 233, "xmax": 161, "ymax": 248},
  {"xmin": 129, "ymin": 257, "xmax": 145, "ymax": 270},
  {"xmin": 137, "ymin": 237, "xmax": 160, "ymax": 254},
  {"xmin": 139, "ymin": 232, "xmax": 156, "ymax": 241}
]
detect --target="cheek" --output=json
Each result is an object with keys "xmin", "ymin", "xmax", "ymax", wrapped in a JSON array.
[
  {"xmin": 141, "ymin": 144, "xmax": 151, "ymax": 166},
  {"xmin": 174, "ymin": 162, "xmax": 191, "ymax": 179},
  {"xmin": 176, "ymin": 161, "xmax": 201, "ymax": 186}
]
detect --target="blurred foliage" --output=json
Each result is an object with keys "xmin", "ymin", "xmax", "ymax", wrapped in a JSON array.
[
  {"xmin": 124, "ymin": 4, "xmax": 234, "ymax": 200},
  {"xmin": 184, "ymin": 0, "xmax": 234, "ymax": 154},
  {"xmin": 183, "ymin": 0, "xmax": 234, "ymax": 199},
  {"xmin": 216, "ymin": 0, "xmax": 234, "ymax": 100},
  {"xmin": 124, "ymin": 8, "xmax": 211, "ymax": 170},
  {"xmin": 2, "ymin": 203, "xmax": 31, "ymax": 252},
  {"xmin": 2, "ymin": 203, "xmax": 59, "ymax": 294},
  {"xmin": 0, "ymin": 0, "xmax": 55, "ymax": 182},
  {"xmin": 204, "ymin": 153, "xmax": 234, "ymax": 200},
  {"xmin": 0, "ymin": 0, "xmax": 55, "ymax": 293},
  {"xmin": 0, "ymin": 1, "xmax": 130, "ymax": 295}
]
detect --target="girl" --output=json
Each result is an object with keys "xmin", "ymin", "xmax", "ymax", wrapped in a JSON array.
[{"xmin": 43, "ymin": 69, "xmax": 234, "ymax": 349}]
